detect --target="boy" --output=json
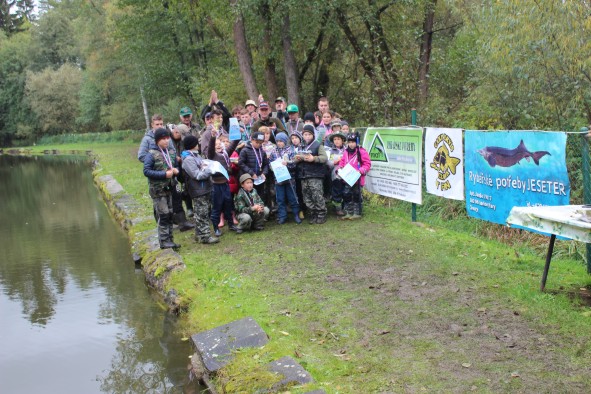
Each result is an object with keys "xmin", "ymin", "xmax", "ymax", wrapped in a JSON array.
[
  {"xmin": 238, "ymin": 131, "xmax": 269, "ymax": 202},
  {"xmin": 337, "ymin": 131, "xmax": 372, "ymax": 220},
  {"xmin": 295, "ymin": 125, "xmax": 328, "ymax": 224},
  {"xmin": 270, "ymin": 132, "xmax": 301, "ymax": 224},
  {"xmin": 206, "ymin": 128, "xmax": 240, "ymax": 236},
  {"xmin": 142, "ymin": 128, "xmax": 181, "ymax": 249},
  {"xmin": 286, "ymin": 104, "xmax": 304, "ymax": 135},
  {"xmin": 181, "ymin": 135, "xmax": 219, "ymax": 244},
  {"xmin": 234, "ymin": 174, "xmax": 270, "ymax": 233}
]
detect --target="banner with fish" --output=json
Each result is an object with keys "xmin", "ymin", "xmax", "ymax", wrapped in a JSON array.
[
  {"xmin": 362, "ymin": 127, "xmax": 423, "ymax": 204},
  {"xmin": 464, "ymin": 130, "xmax": 570, "ymax": 225},
  {"xmin": 425, "ymin": 127, "xmax": 464, "ymax": 201}
]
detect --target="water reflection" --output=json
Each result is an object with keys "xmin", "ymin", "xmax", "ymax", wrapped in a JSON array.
[{"xmin": 0, "ymin": 155, "xmax": 201, "ymax": 393}]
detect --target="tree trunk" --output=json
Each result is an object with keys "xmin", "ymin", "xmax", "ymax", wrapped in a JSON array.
[
  {"xmin": 230, "ymin": 0, "xmax": 258, "ymax": 99},
  {"xmin": 140, "ymin": 85, "xmax": 150, "ymax": 130},
  {"xmin": 418, "ymin": 0, "xmax": 437, "ymax": 106},
  {"xmin": 261, "ymin": 0, "xmax": 278, "ymax": 101},
  {"xmin": 282, "ymin": 14, "xmax": 299, "ymax": 106}
]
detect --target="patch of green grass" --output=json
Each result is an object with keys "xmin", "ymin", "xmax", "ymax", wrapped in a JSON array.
[{"xmin": 15, "ymin": 138, "xmax": 591, "ymax": 393}]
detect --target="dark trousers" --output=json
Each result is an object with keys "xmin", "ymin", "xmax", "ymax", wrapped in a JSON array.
[
  {"xmin": 331, "ymin": 178, "xmax": 345, "ymax": 203},
  {"xmin": 275, "ymin": 181, "xmax": 300, "ymax": 221},
  {"xmin": 211, "ymin": 183, "xmax": 233, "ymax": 229},
  {"xmin": 343, "ymin": 182, "xmax": 362, "ymax": 213},
  {"xmin": 172, "ymin": 186, "xmax": 184, "ymax": 214}
]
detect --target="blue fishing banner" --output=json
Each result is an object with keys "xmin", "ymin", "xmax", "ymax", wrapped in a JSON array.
[{"xmin": 464, "ymin": 131, "xmax": 570, "ymax": 225}]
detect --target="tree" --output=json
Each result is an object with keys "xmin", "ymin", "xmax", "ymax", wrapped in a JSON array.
[
  {"xmin": 25, "ymin": 63, "xmax": 83, "ymax": 135},
  {"xmin": 0, "ymin": 0, "xmax": 34, "ymax": 36}
]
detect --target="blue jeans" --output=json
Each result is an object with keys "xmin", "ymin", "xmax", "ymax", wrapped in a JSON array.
[
  {"xmin": 275, "ymin": 181, "xmax": 300, "ymax": 221},
  {"xmin": 211, "ymin": 183, "xmax": 233, "ymax": 229}
]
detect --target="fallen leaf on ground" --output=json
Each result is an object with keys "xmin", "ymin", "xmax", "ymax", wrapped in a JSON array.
[
  {"xmin": 279, "ymin": 331, "xmax": 290, "ymax": 336},
  {"xmin": 462, "ymin": 363, "xmax": 472, "ymax": 368},
  {"xmin": 511, "ymin": 372, "xmax": 520, "ymax": 378}
]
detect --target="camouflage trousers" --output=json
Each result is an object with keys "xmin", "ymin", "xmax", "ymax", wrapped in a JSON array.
[
  {"xmin": 192, "ymin": 194, "xmax": 212, "ymax": 242},
  {"xmin": 237, "ymin": 207, "xmax": 270, "ymax": 231},
  {"xmin": 301, "ymin": 178, "xmax": 327, "ymax": 215},
  {"xmin": 152, "ymin": 193, "xmax": 174, "ymax": 246}
]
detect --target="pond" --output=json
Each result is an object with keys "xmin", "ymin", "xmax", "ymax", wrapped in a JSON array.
[{"xmin": 0, "ymin": 154, "xmax": 203, "ymax": 393}]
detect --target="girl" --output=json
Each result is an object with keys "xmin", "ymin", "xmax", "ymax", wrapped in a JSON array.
[{"xmin": 337, "ymin": 131, "xmax": 371, "ymax": 220}]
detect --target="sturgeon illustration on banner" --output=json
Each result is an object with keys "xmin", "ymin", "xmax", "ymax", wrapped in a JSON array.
[
  {"xmin": 362, "ymin": 127, "xmax": 423, "ymax": 204},
  {"xmin": 464, "ymin": 130, "xmax": 570, "ymax": 225},
  {"xmin": 425, "ymin": 127, "xmax": 464, "ymax": 201}
]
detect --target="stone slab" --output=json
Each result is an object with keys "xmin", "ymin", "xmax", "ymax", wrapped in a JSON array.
[
  {"xmin": 99, "ymin": 175, "xmax": 124, "ymax": 195},
  {"xmin": 268, "ymin": 356, "xmax": 314, "ymax": 389},
  {"xmin": 191, "ymin": 317, "xmax": 269, "ymax": 372}
]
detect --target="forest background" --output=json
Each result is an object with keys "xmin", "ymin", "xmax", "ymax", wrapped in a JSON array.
[{"xmin": 1, "ymin": 0, "xmax": 591, "ymax": 146}]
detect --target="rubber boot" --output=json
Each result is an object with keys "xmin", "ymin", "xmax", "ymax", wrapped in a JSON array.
[
  {"xmin": 292, "ymin": 207, "xmax": 302, "ymax": 224},
  {"xmin": 316, "ymin": 210, "xmax": 327, "ymax": 224},
  {"xmin": 341, "ymin": 202, "xmax": 354, "ymax": 220},
  {"xmin": 308, "ymin": 211, "xmax": 317, "ymax": 224},
  {"xmin": 175, "ymin": 211, "xmax": 195, "ymax": 232},
  {"xmin": 350, "ymin": 204, "xmax": 362, "ymax": 220}
]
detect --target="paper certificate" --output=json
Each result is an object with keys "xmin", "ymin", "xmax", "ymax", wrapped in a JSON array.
[
  {"xmin": 203, "ymin": 159, "xmax": 229, "ymax": 180},
  {"xmin": 229, "ymin": 117, "xmax": 241, "ymax": 141},
  {"xmin": 270, "ymin": 158, "xmax": 291, "ymax": 183},
  {"xmin": 338, "ymin": 163, "xmax": 361, "ymax": 187}
]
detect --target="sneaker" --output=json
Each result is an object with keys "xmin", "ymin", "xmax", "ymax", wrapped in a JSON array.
[{"xmin": 214, "ymin": 228, "xmax": 222, "ymax": 237}]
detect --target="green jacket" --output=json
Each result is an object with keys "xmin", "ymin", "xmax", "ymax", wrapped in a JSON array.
[{"xmin": 234, "ymin": 187, "xmax": 264, "ymax": 215}]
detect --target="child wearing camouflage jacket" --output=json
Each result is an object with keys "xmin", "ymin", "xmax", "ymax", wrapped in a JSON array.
[{"xmin": 234, "ymin": 174, "xmax": 270, "ymax": 233}]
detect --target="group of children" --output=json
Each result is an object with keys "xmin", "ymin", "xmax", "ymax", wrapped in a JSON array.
[{"xmin": 143, "ymin": 102, "xmax": 371, "ymax": 249}]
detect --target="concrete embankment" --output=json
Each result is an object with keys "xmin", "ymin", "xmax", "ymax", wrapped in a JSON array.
[{"xmin": 93, "ymin": 172, "xmax": 186, "ymax": 312}]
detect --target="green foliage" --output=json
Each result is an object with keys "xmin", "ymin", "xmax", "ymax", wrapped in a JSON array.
[
  {"xmin": 36, "ymin": 130, "xmax": 144, "ymax": 145},
  {"xmin": 25, "ymin": 63, "xmax": 83, "ymax": 136}
]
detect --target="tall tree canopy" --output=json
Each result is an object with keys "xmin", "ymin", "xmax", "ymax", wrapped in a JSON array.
[{"xmin": 0, "ymin": 0, "xmax": 590, "ymax": 146}]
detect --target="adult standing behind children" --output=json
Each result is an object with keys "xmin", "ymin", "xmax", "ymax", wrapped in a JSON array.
[
  {"xmin": 178, "ymin": 106, "xmax": 201, "ymax": 137},
  {"xmin": 251, "ymin": 101, "xmax": 286, "ymax": 141},
  {"xmin": 181, "ymin": 135, "xmax": 219, "ymax": 244},
  {"xmin": 142, "ymin": 128, "xmax": 181, "ymax": 250},
  {"xmin": 238, "ymin": 131, "xmax": 269, "ymax": 203},
  {"xmin": 295, "ymin": 125, "xmax": 328, "ymax": 224},
  {"xmin": 200, "ymin": 90, "xmax": 232, "ymax": 131}
]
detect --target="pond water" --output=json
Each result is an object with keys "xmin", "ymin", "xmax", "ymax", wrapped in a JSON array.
[{"xmin": 0, "ymin": 155, "xmax": 202, "ymax": 393}]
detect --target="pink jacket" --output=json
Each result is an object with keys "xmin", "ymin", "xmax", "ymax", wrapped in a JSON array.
[{"xmin": 338, "ymin": 147, "xmax": 372, "ymax": 186}]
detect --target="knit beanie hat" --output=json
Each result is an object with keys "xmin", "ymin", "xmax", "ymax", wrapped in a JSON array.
[
  {"xmin": 154, "ymin": 128, "xmax": 170, "ymax": 142},
  {"xmin": 302, "ymin": 125, "xmax": 315, "ymax": 135},
  {"xmin": 183, "ymin": 135, "xmax": 199, "ymax": 150},
  {"xmin": 290, "ymin": 131, "xmax": 302, "ymax": 143},
  {"xmin": 275, "ymin": 132, "xmax": 289, "ymax": 144},
  {"xmin": 303, "ymin": 112, "xmax": 315, "ymax": 123}
]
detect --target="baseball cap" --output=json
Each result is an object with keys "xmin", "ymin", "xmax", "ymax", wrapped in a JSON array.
[
  {"xmin": 259, "ymin": 101, "xmax": 270, "ymax": 109},
  {"xmin": 179, "ymin": 106, "xmax": 192, "ymax": 116},
  {"xmin": 275, "ymin": 96, "xmax": 286, "ymax": 103},
  {"xmin": 287, "ymin": 104, "xmax": 299, "ymax": 113}
]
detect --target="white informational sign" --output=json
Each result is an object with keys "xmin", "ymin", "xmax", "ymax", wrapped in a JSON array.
[
  {"xmin": 203, "ymin": 159, "xmax": 229, "ymax": 180},
  {"xmin": 270, "ymin": 158, "xmax": 292, "ymax": 183},
  {"xmin": 338, "ymin": 163, "xmax": 361, "ymax": 187},
  {"xmin": 424, "ymin": 127, "xmax": 464, "ymax": 201},
  {"xmin": 229, "ymin": 117, "xmax": 241, "ymax": 141},
  {"xmin": 362, "ymin": 127, "xmax": 424, "ymax": 204}
]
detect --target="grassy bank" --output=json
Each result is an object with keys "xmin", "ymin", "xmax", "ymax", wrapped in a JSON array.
[{"xmin": 19, "ymin": 140, "xmax": 591, "ymax": 393}]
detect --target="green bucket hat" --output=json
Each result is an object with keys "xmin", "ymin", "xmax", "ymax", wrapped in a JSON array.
[{"xmin": 179, "ymin": 106, "xmax": 192, "ymax": 116}]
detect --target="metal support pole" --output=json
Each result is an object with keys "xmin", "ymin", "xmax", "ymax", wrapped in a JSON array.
[
  {"xmin": 411, "ymin": 108, "xmax": 417, "ymax": 222},
  {"xmin": 581, "ymin": 127, "xmax": 591, "ymax": 274},
  {"xmin": 540, "ymin": 234, "xmax": 556, "ymax": 292}
]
